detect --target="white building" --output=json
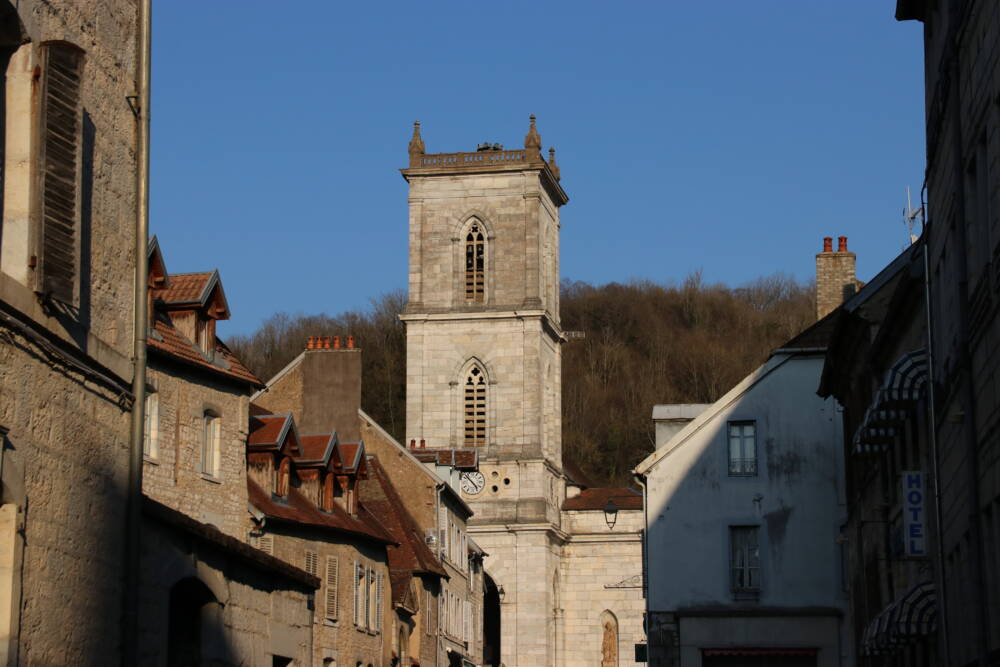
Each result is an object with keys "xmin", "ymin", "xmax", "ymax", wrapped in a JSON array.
[{"xmin": 634, "ymin": 316, "xmax": 852, "ymax": 667}]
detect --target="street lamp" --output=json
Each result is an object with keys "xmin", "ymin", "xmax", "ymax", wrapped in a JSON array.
[
  {"xmin": 604, "ymin": 499, "xmax": 619, "ymax": 530},
  {"xmin": 498, "ymin": 585, "xmax": 506, "ymax": 602}
]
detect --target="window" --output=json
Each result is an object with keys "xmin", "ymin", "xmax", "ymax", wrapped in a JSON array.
[
  {"xmin": 143, "ymin": 392, "xmax": 159, "ymax": 459},
  {"xmin": 275, "ymin": 457, "xmax": 290, "ymax": 497},
  {"xmin": 727, "ymin": 421, "xmax": 757, "ymax": 476},
  {"xmin": 304, "ymin": 550, "xmax": 318, "ymax": 577},
  {"xmin": 425, "ymin": 589, "xmax": 433, "ymax": 635},
  {"xmin": 464, "ymin": 366, "xmax": 487, "ymax": 447},
  {"xmin": 201, "ymin": 412, "xmax": 221, "ymax": 477},
  {"xmin": 325, "ymin": 556, "xmax": 339, "ymax": 621},
  {"xmin": 36, "ymin": 43, "xmax": 85, "ymax": 303},
  {"xmin": 353, "ymin": 561, "xmax": 363, "ymax": 627},
  {"xmin": 464, "ymin": 220, "xmax": 485, "ymax": 303},
  {"xmin": 730, "ymin": 526, "xmax": 760, "ymax": 595},
  {"xmin": 249, "ymin": 533, "xmax": 273, "ymax": 556}
]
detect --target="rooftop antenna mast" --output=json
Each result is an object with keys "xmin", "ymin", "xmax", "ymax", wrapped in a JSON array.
[{"xmin": 903, "ymin": 185, "xmax": 922, "ymax": 247}]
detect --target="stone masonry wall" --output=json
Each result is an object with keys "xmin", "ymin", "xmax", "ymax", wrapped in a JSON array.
[
  {"xmin": 815, "ymin": 241, "xmax": 856, "ymax": 321},
  {"xmin": 558, "ymin": 510, "xmax": 644, "ymax": 667},
  {"xmin": 265, "ymin": 524, "xmax": 388, "ymax": 667},
  {"xmin": 143, "ymin": 362, "xmax": 252, "ymax": 539}
]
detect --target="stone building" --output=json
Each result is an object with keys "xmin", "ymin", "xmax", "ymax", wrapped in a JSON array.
[
  {"xmin": 245, "ymin": 409, "xmax": 396, "ymax": 667},
  {"xmin": 0, "ymin": 1, "xmax": 140, "ymax": 663},
  {"xmin": 847, "ymin": 1, "xmax": 1000, "ymax": 663},
  {"xmin": 400, "ymin": 118, "xmax": 645, "ymax": 667},
  {"xmin": 138, "ymin": 244, "xmax": 319, "ymax": 665}
]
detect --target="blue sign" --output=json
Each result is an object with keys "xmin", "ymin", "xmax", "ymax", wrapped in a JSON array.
[{"xmin": 902, "ymin": 471, "xmax": 926, "ymax": 557}]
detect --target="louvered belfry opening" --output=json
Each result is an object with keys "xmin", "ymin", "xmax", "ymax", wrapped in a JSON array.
[
  {"xmin": 38, "ymin": 43, "xmax": 84, "ymax": 303},
  {"xmin": 465, "ymin": 221, "xmax": 485, "ymax": 303},
  {"xmin": 464, "ymin": 366, "xmax": 487, "ymax": 446}
]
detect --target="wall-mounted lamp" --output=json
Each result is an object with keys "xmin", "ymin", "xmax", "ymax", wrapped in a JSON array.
[
  {"xmin": 498, "ymin": 585, "xmax": 506, "ymax": 602},
  {"xmin": 604, "ymin": 499, "xmax": 619, "ymax": 530}
]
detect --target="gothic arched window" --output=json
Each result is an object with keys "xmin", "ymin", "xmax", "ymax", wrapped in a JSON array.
[
  {"xmin": 464, "ymin": 365, "xmax": 487, "ymax": 446},
  {"xmin": 464, "ymin": 221, "xmax": 485, "ymax": 303}
]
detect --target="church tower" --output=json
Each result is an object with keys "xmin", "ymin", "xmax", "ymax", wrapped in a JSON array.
[{"xmin": 400, "ymin": 116, "xmax": 568, "ymax": 667}]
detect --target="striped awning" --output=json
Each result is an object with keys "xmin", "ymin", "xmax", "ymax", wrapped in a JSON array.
[
  {"xmin": 861, "ymin": 581, "xmax": 937, "ymax": 655},
  {"xmin": 852, "ymin": 404, "xmax": 896, "ymax": 455},
  {"xmin": 879, "ymin": 349, "xmax": 928, "ymax": 403}
]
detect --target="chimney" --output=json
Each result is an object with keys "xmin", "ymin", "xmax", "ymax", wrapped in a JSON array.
[
  {"xmin": 298, "ymin": 335, "xmax": 363, "ymax": 442},
  {"xmin": 815, "ymin": 235, "xmax": 857, "ymax": 320}
]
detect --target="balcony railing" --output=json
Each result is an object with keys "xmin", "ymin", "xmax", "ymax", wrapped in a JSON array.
[
  {"xmin": 416, "ymin": 149, "xmax": 531, "ymax": 168},
  {"xmin": 728, "ymin": 458, "xmax": 757, "ymax": 476}
]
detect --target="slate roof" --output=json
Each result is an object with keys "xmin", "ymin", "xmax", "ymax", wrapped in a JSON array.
[
  {"xmin": 247, "ymin": 478, "xmax": 395, "ymax": 545},
  {"xmin": 148, "ymin": 314, "xmax": 262, "ymax": 387},
  {"xmin": 562, "ymin": 487, "xmax": 643, "ymax": 511}
]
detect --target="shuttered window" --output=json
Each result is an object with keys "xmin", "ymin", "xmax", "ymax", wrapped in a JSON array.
[
  {"xmin": 38, "ymin": 43, "xmax": 84, "ymax": 303},
  {"xmin": 425, "ymin": 589, "xmax": 433, "ymax": 635},
  {"xmin": 325, "ymin": 556, "xmax": 339, "ymax": 620},
  {"xmin": 353, "ymin": 561, "xmax": 362, "ymax": 627},
  {"xmin": 375, "ymin": 571, "xmax": 383, "ymax": 632},
  {"xmin": 257, "ymin": 535, "xmax": 273, "ymax": 555},
  {"xmin": 304, "ymin": 550, "xmax": 318, "ymax": 577},
  {"xmin": 464, "ymin": 221, "xmax": 485, "ymax": 302},
  {"xmin": 464, "ymin": 366, "xmax": 487, "ymax": 446}
]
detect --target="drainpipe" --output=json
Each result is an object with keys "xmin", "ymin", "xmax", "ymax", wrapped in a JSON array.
[
  {"xmin": 633, "ymin": 472, "xmax": 650, "ymax": 659},
  {"xmin": 123, "ymin": 1, "xmax": 151, "ymax": 665},
  {"xmin": 920, "ymin": 183, "xmax": 949, "ymax": 664}
]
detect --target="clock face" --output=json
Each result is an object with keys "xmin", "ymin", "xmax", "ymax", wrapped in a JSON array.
[{"xmin": 461, "ymin": 471, "xmax": 486, "ymax": 495}]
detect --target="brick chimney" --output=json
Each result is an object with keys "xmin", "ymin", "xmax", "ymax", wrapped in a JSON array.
[
  {"xmin": 299, "ymin": 336, "xmax": 363, "ymax": 442},
  {"xmin": 815, "ymin": 236, "xmax": 857, "ymax": 320}
]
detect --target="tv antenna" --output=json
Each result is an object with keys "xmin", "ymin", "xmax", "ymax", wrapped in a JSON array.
[{"xmin": 902, "ymin": 186, "xmax": 922, "ymax": 247}]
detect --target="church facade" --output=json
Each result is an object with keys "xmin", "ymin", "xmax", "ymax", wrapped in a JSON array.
[{"xmin": 400, "ymin": 117, "xmax": 645, "ymax": 667}]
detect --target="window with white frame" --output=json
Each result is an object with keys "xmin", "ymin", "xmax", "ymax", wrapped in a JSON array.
[
  {"xmin": 730, "ymin": 526, "xmax": 761, "ymax": 594},
  {"xmin": 727, "ymin": 421, "xmax": 757, "ymax": 476},
  {"xmin": 143, "ymin": 392, "xmax": 159, "ymax": 459},
  {"xmin": 201, "ymin": 411, "xmax": 221, "ymax": 477}
]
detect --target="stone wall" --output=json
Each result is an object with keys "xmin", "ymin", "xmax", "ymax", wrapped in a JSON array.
[
  {"xmin": 0, "ymin": 1, "xmax": 139, "ymax": 663},
  {"xmin": 814, "ymin": 237, "xmax": 856, "ymax": 320},
  {"xmin": 265, "ymin": 523, "xmax": 388, "ymax": 667},
  {"xmin": 138, "ymin": 514, "xmax": 314, "ymax": 667},
  {"xmin": 558, "ymin": 510, "xmax": 645, "ymax": 667},
  {"xmin": 143, "ymin": 362, "xmax": 252, "ymax": 539}
]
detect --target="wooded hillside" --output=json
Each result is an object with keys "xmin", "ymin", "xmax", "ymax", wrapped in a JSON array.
[{"xmin": 227, "ymin": 273, "xmax": 815, "ymax": 485}]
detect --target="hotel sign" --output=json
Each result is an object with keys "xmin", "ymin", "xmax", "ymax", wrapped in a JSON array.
[{"xmin": 902, "ymin": 471, "xmax": 926, "ymax": 557}]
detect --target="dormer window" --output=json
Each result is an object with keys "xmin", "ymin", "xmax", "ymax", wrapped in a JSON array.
[
  {"xmin": 195, "ymin": 317, "xmax": 213, "ymax": 356},
  {"xmin": 275, "ymin": 457, "xmax": 291, "ymax": 498},
  {"xmin": 322, "ymin": 472, "xmax": 335, "ymax": 512}
]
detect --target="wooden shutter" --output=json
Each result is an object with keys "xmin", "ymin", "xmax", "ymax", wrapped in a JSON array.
[
  {"xmin": 325, "ymin": 556, "xmax": 339, "ymax": 620},
  {"xmin": 304, "ymin": 550, "xmax": 318, "ymax": 576},
  {"xmin": 38, "ymin": 43, "xmax": 84, "ymax": 303},
  {"xmin": 375, "ymin": 571, "xmax": 384, "ymax": 632},
  {"xmin": 438, "ymin": 505, "xmax": 447, "ymax": 559},
  {"xmin": 425, "ymin": 590, "xmax": 433, "ymax": 635},
  {"xmin": 258, "ymin": 535, "xmax": 273, "ymax": 555},
  {"xmin": 353, "ymin": 561, "xmax": 361, "ymax": 626}
]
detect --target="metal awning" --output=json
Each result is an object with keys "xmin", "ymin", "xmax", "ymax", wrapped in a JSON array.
[
  {"xmin": 851, "ymin": 349, "xmax": 928, "ymax": 456},
  {"xmin": 879, "ymin": 349, "xmax": 928, "ymax": 403},
  {"xmin": 861, "ymin": 581, "xmax": 937, "ymax": 655}
]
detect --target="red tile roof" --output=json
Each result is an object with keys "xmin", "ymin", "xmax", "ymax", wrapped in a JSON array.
[
  {"xmin": 297, "ymin": 434, "xmax": 336, "ymax": 463},
  {"xmin": 247, "ymin": 478, "xmax": 395, "ymax": 545},
  {"xmin": 337, "ymin": 443, "xmax": 363, "ymax": 472},
  {"xmin": 148, "ymin": 314, "xmax": 262, "ymax": 387},
  {"xmin": 411, "ymin": 448, "xmax": 478, "ymax": 469},
  {"xmin": 561, "ymin": 487, "xmax": 643, "ymax": 511},
  {"xmin": 153, "ymin": 271, "xmax": 213, "ymax": 304},
  {"xmin": 143, "ymin": 496, "xmax": 319, "ymax": 589},
  {"xmin": 360, "ymin": 457, "xmax": 447, "ymax": 580},
  {"xmin": 248, "ymin": 414, "xmax": 292, "ymax": 448}
]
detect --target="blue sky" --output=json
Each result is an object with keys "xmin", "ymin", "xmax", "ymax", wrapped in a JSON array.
[{"xmin": 150, "ymin": 2, "xmax": 926, "ymax": 336}]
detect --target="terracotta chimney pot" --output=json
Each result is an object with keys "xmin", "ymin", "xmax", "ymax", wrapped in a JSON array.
[
  {"xmin": 420, "ymin": 439, "xmax": 426, "ymax": 449},
  {"xmin": 822, "ymin": 237, "xmax": 832, "ymax": 253},
  {"xmin": 306, "ymin": 336, "xmax": 315, "ymax": 350},
  {"xmin": 838, "ymin": 236, "xmax": 848, "ymax": 252},
  {"xmin": 333, "ymin": 335, "xmax": 341, "ymax": 349},
  {"xmin": 347, "ymin": 335, "xmax": 355, "ymax": 349}
]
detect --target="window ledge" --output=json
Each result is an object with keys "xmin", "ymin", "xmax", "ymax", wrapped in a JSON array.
[
  {"xmin": 323, "ymin": 618, "xmax": 338, "ymax": 627},
  {"xmin": 143, "ymin": 456, "xmax": 159, "ymax": 465},
  {"xmin": 200, "ymin": 473, "xmax": 222, "ymax": 484}
]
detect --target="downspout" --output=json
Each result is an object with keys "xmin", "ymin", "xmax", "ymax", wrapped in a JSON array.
[
  {"xmin": 435, "ymin": 481, "xmax": 444, "ymax": 667},
  {"xmin": 921, "ymin": 183, "xmax": 950, "ymax": 664},
  {"xmin": 123, "ymin": 1, "xmax": 151, "ymax": 665},
  {"xmin": 634, "ymin": 472, "xmax": 650, "ymax": 659}
]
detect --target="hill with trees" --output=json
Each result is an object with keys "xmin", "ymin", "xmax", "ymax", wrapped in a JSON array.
[{"xmin": 227, "ymin": 273, "xmax": 814, "ymax": 485}]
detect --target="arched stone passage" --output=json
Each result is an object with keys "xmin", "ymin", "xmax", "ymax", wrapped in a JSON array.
[
  {"xmin": 167, "ymin": 577, "xmax": 221, "ymax": 667},
  {"xmin": 600, "ymin": 610, "xmax": 619, "ymax": 667},
  {"xmin": 483, "ymin": 574, "xmax": 502, "ymax": 667}
]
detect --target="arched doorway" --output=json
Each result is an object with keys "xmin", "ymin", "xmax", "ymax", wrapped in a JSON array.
[
  {"xmin": 600, "ymin": 610, "xmax": 619, "ymax": 667},
  {"xmin": 167, "ymin": 577, "xmax": 219, "ymax": 666},
  {"xmin": 483, "ymin": 574, "xmax": 502, "ymax": 667}
]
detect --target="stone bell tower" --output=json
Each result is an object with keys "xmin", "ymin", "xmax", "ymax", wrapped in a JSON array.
[{"xmin": 400, "ymin": 116, "xmax": 569, "ymax": 667}]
